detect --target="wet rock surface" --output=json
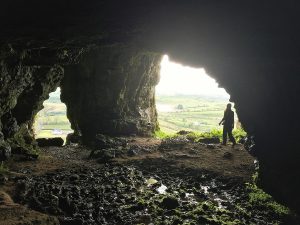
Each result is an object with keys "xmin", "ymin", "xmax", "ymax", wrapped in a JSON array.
[
  {"xmin": 15, "ymin": 165, "xmax": 146, "ymax": 224},
  {"xmin": 14, "ymin": 161, "xmax": 292, "ymax": 225},
  {"xmin": 243, "ymin": 136, "xmax": 257, "ymax": 156},
  {"xmin": 1, "ymin": 137, "xmax": 297, "ymax": 224}
]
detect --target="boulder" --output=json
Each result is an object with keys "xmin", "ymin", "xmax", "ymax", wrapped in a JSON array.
[
  {"xmin": 90, "ymin": 148, "xmax": 116, "ymax": 163},
  {"xmin": 95, "ymin": 134, "xmax": 128, "ymax": 149},
  {"xmin": 160, "ymin": 136, "xmax": 190, "ymax": 148},
  {"xmin": 2, "ymin": 116, "xmax": 19, "ymax": 138},
  {"xmin": 36, "ymin": 138, "xmax": 64, "ymax": 147},
  {"xmin": 160, "ymin": 196, "xmax": 180, "ymax": 210},
  {"xmin": 66, "ymin": 133, "xmax": 82, "ymax": 145},
  {"xmin": 198, "ymin": 137, "xmax": 220, "ymax": 144},
  {"xmin": 95, "ymin": 134, "xmax": 114, "ymax": 149},
  {"xmin": 176, "ymin": 130, "xmax": 193, "ymax": 135},
  {"xmin": 0, "ymin": 142, "xmax": 11, "ymax": 160}
]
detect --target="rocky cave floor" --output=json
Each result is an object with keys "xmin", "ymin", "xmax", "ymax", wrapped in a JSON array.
[{"xmin": 0, "ymin": 136, "xmax": 299, "ymax": 225}]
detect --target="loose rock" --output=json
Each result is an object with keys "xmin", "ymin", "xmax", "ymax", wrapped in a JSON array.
[
  {"xmin": 206, "ymin": 144, "xmax": 216, "ymax": 149},
  {"xmin": 66, "ymin": 133, "xmax": 82, "ymax": 145},
  {"xmin": 176, "ymin": 130, "xmax": 193, "ymax": 135},
  {"xmin": 160, "ymin": 136, "xmax": 190, "ymax": 148},
  {"xmin": 161, "ymin": 196, "xmax": 180, "ymax": 209},
  {"xmin": 198, "ymin": 137, "xmax": 220, "ymax": 144},
  {"xmin": 95, "ymin": 134, "xmax": 128, "ymax": 149},
  {"xmin": 0, "ymin": 141, "xmax": 11, "ymax": 160}
]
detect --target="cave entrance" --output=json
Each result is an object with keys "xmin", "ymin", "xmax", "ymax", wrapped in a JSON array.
[
  {"xmin": 156, "ymin": 55, "xmax": 240, "ymax": 134},
  {"xmin": 33, "ymin": 87, "xmax": 73, "ymax": 143}
]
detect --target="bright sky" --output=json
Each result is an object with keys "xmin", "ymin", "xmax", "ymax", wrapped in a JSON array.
[{"xmin": 156, "ymin": 55, "xmax": 230, "ymax": 98}]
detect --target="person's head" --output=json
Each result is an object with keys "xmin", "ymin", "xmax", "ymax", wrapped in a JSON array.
[{"xmin": 226, "ymin": 103, "xmax": 232, "ymax": 110}]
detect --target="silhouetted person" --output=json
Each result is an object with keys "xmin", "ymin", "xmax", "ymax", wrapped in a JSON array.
[{"xmin": 219, "ymin": 103, "xmax": 236, "ymax": 146}]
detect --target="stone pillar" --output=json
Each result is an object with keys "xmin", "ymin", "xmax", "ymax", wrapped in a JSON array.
[{"xmin": 61, "ymin": 45, "xmax": 161, "ymax": 141}]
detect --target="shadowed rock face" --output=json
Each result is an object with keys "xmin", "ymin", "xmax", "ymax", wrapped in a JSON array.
[
  {"xmin": 0, "ymin": 46, "xmax": 65, "ymax": 155},
  {"xmin": 0, "ymin": 0, "xmax": 300, "ymax": 212},
  {"xmin": 61, "ymin": 45, "xmax": 161, "ymax": 140}
]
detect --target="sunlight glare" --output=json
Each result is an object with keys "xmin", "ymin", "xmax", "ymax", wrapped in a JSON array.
[{"xmin": 156, "ymin": 55, "xmax": 229, "ymax": 98}]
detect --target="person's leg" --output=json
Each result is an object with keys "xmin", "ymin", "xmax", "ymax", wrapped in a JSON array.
[
  {"xmin": 222, "ymin": 126, "xmax": 228, "ymax": 145},
  {"xmin": 228, "ymin": 128, "xmax": 236, "ymax": 146}
]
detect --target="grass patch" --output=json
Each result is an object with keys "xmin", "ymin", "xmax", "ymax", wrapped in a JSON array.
[
  {"xmin": 246, "ymin": 182, "xmax": 290, "ymax": 217},
  {"xmin": 155, "ymin": 128, "xmax": 246, "ymax": 142},
  {"xmin": 154, "ymin": 130, "xmax": 177, "ymax": 139},
  {"xmin": 243, "ymin": 172, "xmax": 291, "ymax": 221},
  {"xmin": 156, "ymin": 95, "xmax": 238, "ymax": 133},
  {"xmin": 233, "ymin": 129, "xmax": 247, "ymax": 142}
]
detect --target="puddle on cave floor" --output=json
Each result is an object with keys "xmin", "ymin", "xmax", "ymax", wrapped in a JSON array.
[{"xmin": 156, "ymin": 184, "xmax": 168, "ymax": 194}]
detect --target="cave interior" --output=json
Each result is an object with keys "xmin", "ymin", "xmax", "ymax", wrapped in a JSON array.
[{"xmin": 0, "ymin": 0, "xmax": 300, "ymax": 215}]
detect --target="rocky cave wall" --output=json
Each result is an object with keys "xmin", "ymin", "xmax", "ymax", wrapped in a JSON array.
[
  {"xmin": 0, "ymin": 45, "xmax": 65, "ymax": 158},
  {"xmin": 203, "ymin": 59, "xmax": 300, "ymax": 213},
  {"xmin": 1, "ymin": 0, "xmax": 300, "ymax": 213},
  {"xmin": 0, "ymin": 41, "xmax": 161, "ymax": 155}
]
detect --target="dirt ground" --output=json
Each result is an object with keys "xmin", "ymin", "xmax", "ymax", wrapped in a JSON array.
[
  {"xmin": 0, "ymin": 137, "xmax": 256, "ymax": 225},
  {"xmin": 118, "ymin": 138, "xmax": 255, "ymax": 181}
]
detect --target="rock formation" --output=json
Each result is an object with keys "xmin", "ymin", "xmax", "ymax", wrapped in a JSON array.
[{"xmin": 61, "ymin": 45, "xmax": 161, "ymax": 142}]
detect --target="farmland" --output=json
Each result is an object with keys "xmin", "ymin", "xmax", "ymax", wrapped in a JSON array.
[
  {"xmin": 33, "ymin": 88, "xmax": 73, "ymax": 142},
  {"xmin": 156, "ymin": 95, "xmax": 239, "ymax": 134},
  {"xmin": 34, "ymin": 88, "xmax": 238, "ymax": 141}
]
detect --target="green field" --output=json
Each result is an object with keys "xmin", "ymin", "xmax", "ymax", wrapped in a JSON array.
[
  {"xmin": 34, "ymin": 89, "xmax": 239, "ymax": 140},
  {"xmin": 156, "ymin": 95, "xmax": 239, "ymax": 134},
  {"xmin": 33, "ymin": 88, "xmax": 73, "ymax": 142}
]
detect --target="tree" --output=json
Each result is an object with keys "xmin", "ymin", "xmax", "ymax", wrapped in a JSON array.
[{"xmin": 177, "ymin": 104, "xmax": 184, "ymax": 110}]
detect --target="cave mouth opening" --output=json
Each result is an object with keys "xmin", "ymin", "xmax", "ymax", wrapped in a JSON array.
[
  {"xmin": 156, "ymin": 55, "xmax": 240, "ymax": 134},
  {"xmin": 33, "ymin": 87, "xmax": 73, "ymax": 144}
]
